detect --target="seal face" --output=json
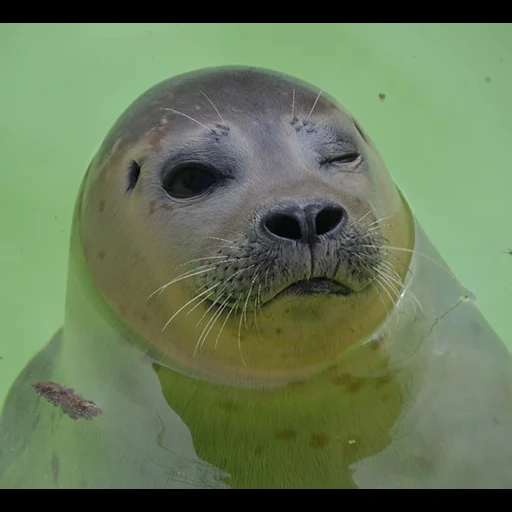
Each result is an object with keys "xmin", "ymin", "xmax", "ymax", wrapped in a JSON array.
[{"xmin": 79, "ymin": 66, "xmax": 414, "ymax": 384}]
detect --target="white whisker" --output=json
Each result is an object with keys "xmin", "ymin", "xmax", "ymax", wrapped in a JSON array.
[
  {"xmin": 147, "ymin": 265, "xmax": 218, "ymax": 302},
  {"xmin": 195, "ymin": 294, "xmax": 229, "ymax": 355},
  {"xmin": 307, "ymin": 89, "xmax": 323, "ymax": 119},
  {"xmin": 215, "ymin": 293, "xmax": 235, "ymax": 350},
  {"xmin": 173, "ymin": 255, "xmax": 230, "ymax": 270},
  {"xmin": 161, "ymin": 283, "xmax": 221, "ymax": 333},
  {"xmin": 200, "ymin": 90, "xmax": 225, "ymax": 124},
  {"xmin": 160, "ymin": 107, "xmax": 210, "ymax": 131}
]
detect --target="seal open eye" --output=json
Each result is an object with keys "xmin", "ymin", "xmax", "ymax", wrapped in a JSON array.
[{"xmin": 163, "ymin": 163, "xmax": 219, "ymax": 199}]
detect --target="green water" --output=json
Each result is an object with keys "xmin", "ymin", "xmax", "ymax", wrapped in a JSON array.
[{"xmin": 0, "ymin": 22, "xmax": 511, "ymax": 413}]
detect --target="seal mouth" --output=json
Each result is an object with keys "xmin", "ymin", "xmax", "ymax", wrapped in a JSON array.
[{"xmin": 275, "ymin": 277, "xmax": 354, "ymax": 298}]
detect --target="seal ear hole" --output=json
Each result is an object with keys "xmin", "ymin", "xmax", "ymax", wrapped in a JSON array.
[{"xmin": 127, "ymin": 161, "xmax": 141, "ymax": 192}]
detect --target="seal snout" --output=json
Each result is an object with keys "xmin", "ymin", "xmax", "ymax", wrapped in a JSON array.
[{"xmin": 259, "ymin": 200, "xmax": 347, "ymax": 246}]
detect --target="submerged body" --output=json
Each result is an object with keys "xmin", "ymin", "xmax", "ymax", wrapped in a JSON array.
[{"xmin": 1, "ymin": 67, "xmax": 511, "ymax": 488}]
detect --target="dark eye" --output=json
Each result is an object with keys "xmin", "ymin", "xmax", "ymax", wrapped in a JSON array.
[
  {"xmin": 163, "ymin": 163, "xmax": 219, "ymax": 199},
  {"xmin": 324, "ymin": 152, "xmax": 360, "ymax": 165}
]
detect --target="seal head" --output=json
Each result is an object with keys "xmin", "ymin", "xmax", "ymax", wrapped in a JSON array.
[{"xmin": 79, "ymin": 66, "xmax": 414, "ymax": 384}]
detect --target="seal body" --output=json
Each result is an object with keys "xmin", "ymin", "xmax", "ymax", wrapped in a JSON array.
[{"xmin": 1, "ymin": 67, "xmax": 511, "ymax": 489}]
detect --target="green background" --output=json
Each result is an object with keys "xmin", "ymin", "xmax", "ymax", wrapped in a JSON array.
[{"xmin": 0, "ymin": 23, "xmax": 510, "ymax": 408}]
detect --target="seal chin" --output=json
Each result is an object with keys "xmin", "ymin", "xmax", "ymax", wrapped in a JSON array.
[{"xmin": 275, "ymin": 277, "xmax": 354, "ymax": 298}]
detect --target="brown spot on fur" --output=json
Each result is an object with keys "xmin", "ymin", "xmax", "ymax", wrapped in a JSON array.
[
  {"xmin": 147, "ymin": 127, "xmax": 163, "ymax": 152},
  {"xmin": 310, "ymin": 434, "xmax": 329, "ymax": 449},
  {"xmin": 99, "ymin": 200, "xmax": 106, "ymax": 213},
  {"xmin": 254, "ymin": 446, "xmax": 264, "ymax": 457},
  {"xmin": 98, "ymin": 250, "xmax": 106, "ymax": 261},
  {"xmin": 220, "ymin": 400, "xmax": 242, "ymax": 413},
  {"xmin": 51, "ymin": 452, "xmax": 60, "ymax": 484},
  {"xmin": 160, "ymin": 203, "xmax": 173, "ymax": 211},
  {"xmin": 275, "ymin": 429, "xmax": 297, "ymax": 442},
  {"xmin": 148, "ymin": 200, "xmax": 157, "ymax": 215},
  {"xmin": 347, "ymin": 380, "xmax": 364, "ymax": 394}
]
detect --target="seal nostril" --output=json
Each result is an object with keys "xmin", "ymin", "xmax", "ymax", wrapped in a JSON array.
[
  {"xmin": 315, "ymin": 207, "xmax": 345, "ymax": 236},
  {"xmin": 264, "ymin": 213, "xmax": 303, "ymax": 241}
]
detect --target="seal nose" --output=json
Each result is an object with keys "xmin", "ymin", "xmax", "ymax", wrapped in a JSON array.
[{"xmin": 261, "ymin": 201, "xmax": 347, "ymax": 244}]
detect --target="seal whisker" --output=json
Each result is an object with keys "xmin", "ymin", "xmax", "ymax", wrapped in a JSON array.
[
  {"xmin": 376, "ymin": 267, "xmax": 402, "ymax": 301},
  {"xmin": 367, "ymin": 244, "xmax": 465, "ymax": 294},
  {"xmin": 215, "ymin": 293, "xmax": 236, "ymax": 350},
  {"xmin": 361, "ymin": 248, "xmax": 414, "ymax": 281},
  {"xmin": 186, "ymin": 286, "xmax": 223, "ymax": 317},
  {"xmin": 307, "ymin": 89, "xmax": 323, "ymax": 120},
  {"xmin": 172, "ymin": 257, "xmax": 246, "ymax": 275},
  {"xmin": 174, "ymin": 255, "xmax": 230, "ymax": 270},
  {"xmin": 194, "ymin": 299, "xmax": 222, "ymax": 355},
  {"xmin": 147, "ymin": 264, "xmax": 220, "ymax": 302},
  {"xmin": 373, "ymin": 276, "xmax": 401, "ymax": 327},
  {"xmin": 199, "ymin": 294, "xmax": 233, "ymax": 352},
  {"xmin": 364, "ymin": 215, "xmax": 392, "ymax": 228},
  {"xmin": 200, "ymin": 90, "xmax": 225, "ymax": 124},
  {"xmin": 368, "ymin": 275, "xmax": 388, "ymax": 310},
  {"xmin": 366, "ymin": 224, "xmax": 393, "ymax": 235},
  {"xmin": 160, "ymin": 107, "xmax": 210, "ymax": 131},
  {"xmin": 378, "ymin": 263, "xmax": 424, "ymax": 314},
  {"xmin": 236, "ymin": 296, "xmax": 248, "ymax": 368},
  {"xmin": 259, "ymin": 268, "xmax": 271, "ymax": 316},
  {"xmin": 380, "ymin": 259, "xmax": 409, "ymax": 286},
  {"xmin": 203, "ymin": 236, "xmax": 238, "ymax": 247},
  {"xmin": 356, "ymin": 211, "xmax": 374, "ymax": 224},
  {"xmin": 244, "ymin": 262, "xmax": 265, "ymax": 330},
  {"xmin": 253, "ymin": 278, "xmax": 266, "ymax": 341},
  {"xmin": 195, "ymin": 293, "xmax": 228, "ymax": 356},
  {"xmin": 196, "ymin": 265, "xmax": 256, "ymax": 328},
  {"xmin": 161, "ymin": 283, "xmax": 222, "ymax": 332}
]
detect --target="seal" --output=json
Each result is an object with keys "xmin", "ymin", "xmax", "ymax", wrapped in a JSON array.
[{"xmin": 1, "ymin": 66, "xmax": 512, "ymax": 489}]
